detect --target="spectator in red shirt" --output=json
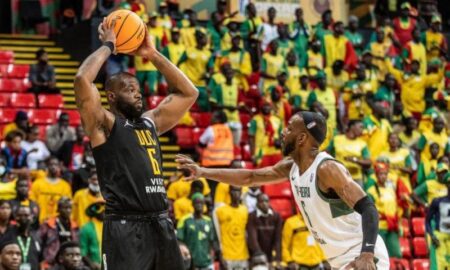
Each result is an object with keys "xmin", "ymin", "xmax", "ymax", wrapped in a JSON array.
[{"xmin": 393, "ymin": 2, "xmax": 417, "ymax": 46}]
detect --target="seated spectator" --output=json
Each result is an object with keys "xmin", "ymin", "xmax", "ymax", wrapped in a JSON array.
[
  {"xmin": 79, "ymin": 201, "xmax": 105, "ymax": 270},
  {"xmin": 249, "ymin": 101, "xmax": 283, "ymax": 167},
  {"xmin": 282, "ymin": 213, "xmax": 326, "ymax": 269},
  {"xmin": 46, "ymin": 113, "xmax": 76, "ymax": 163},
  {"xmin": 307, "ymin": 72, "xmax": 337, "ymax": 131},
  {"xmin": 72, "ymin": 169, "xmax": 102, "ymax": 228},
  {"xmin": 2, "ymin": 111, "xmax": 30, "ymax": 138},
  {"xmin": 173, "ymin": 180, "xmax": 205, "ymax": 222},
  {"xmin": 269, "ymin": 77, "xmax": 292, "ymax": 126},
  {"xmin": 177, "ymin": 193, "xmax": 220, "ymax": 270},
  {"xmin": 50, "ymin": 242, "xmax": 88, "ymax": 270},
  {"xmin": 412, "ymin": 162, "xmax": 448, "ymax": 208},
  {"xmin": 1, "ymin": 131, "xmax": 28, "ymax": 176},
  {"xmin": 426, "ymin": 174, "xmax": 450, "ymax": 270},
  {"xmin": 199, "ymin": 110, "xmax": 234, "ymax": 168},
  {"xmin": 21, "ymin": 126, "xmax": 50, "ymax": 170},
  {"xmin": 246, "ymin": 193, "xmax": 282, "ymax": 269},
  {"xmin": 11, "ymin": 205, "xmax": 41, "ymax": 270},
  {"xmin": 0, "ymin": 241, "xmax": 21, "ymax": 270},
  {"xmin": 324, "ymin": 60, "xmax": 349, "ymax": 94},
  {"xmin": 0, "ymin": 165, "xmax": 18, "ymax": 201},
  {"xmin": 291, "ymin": 74, "xmax": 311, "ymax": 112},
  {"xmin": 68, "ymin": 126, "xmax": 88, "ymax": 170},
  {"xmin": 10, "ymin": 177, "xmax": 39, "ymax": 227},
  {"xmin": 306, "ymin": 39, "xmax": 324, "ymax": 77},
  {"xmin": 119, "ymin": 0, "xmax": 148, "ymax": 22},
  {"xmin": 0, "ymin": 201, "xmax": 14, "ymax": 244},
  {"xmin": 424, "ymin": 15, "xmax": 447, "ymax": 62},
  {"xmin": 213, "ymin": 186, "xmax": 249, "ymax": 269},
  {"xmin": 167, "ymin": 169, "xmax": 211, "ymax": 201},
  {"xmin": 71, "ymin": 146, "xmax": 95, "ymax": 193},
  {"xmin": 362, "ymin": 101, "xmax": 392, "ymax": 161},
  {"xmin": 40, "ymin": 198, "xmax": 78, "ymax": 267},
  {"xmin": 29, "ymin": 48, "xmax": 59, "ymax": 95},
  {"xmin": 30, "ymin": 157, "xmax": 72, "ymax": 223},
  {"xmin": 399, "ymin": 117, "xmax": 421, "ymax": 149},
  {"xmin": 417, "ymin": 116, "xmax": 449, "ymax": 162}
]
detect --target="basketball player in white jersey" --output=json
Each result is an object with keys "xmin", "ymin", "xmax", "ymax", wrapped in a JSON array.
[{"xmin": 176, "ymin": 111, "xmax": 389, "ymax": 270}]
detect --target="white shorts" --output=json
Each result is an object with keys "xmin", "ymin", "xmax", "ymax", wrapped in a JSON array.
[{"xmin": 328, "ymin": 236, "xmax": 390, "ymax": 270}]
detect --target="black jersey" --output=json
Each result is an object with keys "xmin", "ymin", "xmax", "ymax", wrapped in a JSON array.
[{"xmin": 92, "ymin": 116, "xmax": 168, "ymax": 213}]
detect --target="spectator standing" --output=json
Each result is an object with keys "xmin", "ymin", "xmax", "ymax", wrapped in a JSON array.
[
  {"xmin": 46, "ymin": 113, "xmax": 76, "ymax": 161},
  {"xmin": 70, "ymin": 146, "xmax": 95, "ymax": 194},
  {"xmin": 393, "ymin": 2, "xmax": 417, "ymax": 47},
  {"xmin": 399, "ymin": 117, "xmax": 421, "ymax": 149},
  {"xmin": 249, "ymin": 101, "xmax": 283, "ymax": 167},
  {"xmin": 2, "ymin": 111, "xmax": 30, "ymax": 138},
  {"xmin": 289, "ymin": 8, "xmax": 310, "ymax": 69},
  {"xmin": 367, "ymin": 29, "xmax": 396, "ymax": 77},
  {"xmin": 313, "ymin": 9, "xmax": 333, "ymax": 41},
  {"xmin": 40, "ymin": 198, "xmax": 78, "ymax": 267},
  {"xmin": 260, "ymin": 7, "xmax": 278, "ymax": 52},
  {"xmin": 282, "ymin": 213, "xmax": 325, "ymax": 270},
  {"xmin": 305, "ymin": 39, "xmax": 323, "ymax": 77},
  {"xmin": 173, "ymin": 180, "xmax": 205, "ymax": 222},
  {"xmin": 328, "ymin": 120, "xmax": 371, "ymax": 187},
  {"xmin": 322, "ymin": 21, "xmax": 358, "ymax": 69},
  {"xmin": 30, "ymin": 157, "xmax": 72, "ymax": 223},
  {"xmin": 72, "ymin": 170, "xmax": 102, "ymax": 228},
  {"xmin": 345, "ymin": 16, "xmax": 364, "ymax": 56},
  {"xmin": 10, "ymin": 178, "xmax": 39, "ymax": 228},
  {"xmin": 269, "ymin": 77, "xmax": 292, "ymax": 126},
  {"xmin": 261, "ymin": 40, "xmax": 285, "ymax": 95},
  {"xmin": 362, "ymin": 101, "xmax": 392, "ymax": 161},
  {"xmin": 29, "ymin": 48, "xmax": 58, "ymax": 95},
  {"xmin": 167, "ymin": 169, "xmax": 211, "ymax": 201},
  {"xmin": 426, "ymin": 174, "xmax": 450, "ymax": 270},
  {"xmin": 417, "ymin": 143, "xmax": 441, "ymax": 185},
  {"xmin": 276, "ymin": 24, "xmax": 294, "ymax": 57},
  {"xmin": 417, "ymin": 116, "xmax": 449, "ymax": 162},
  {"xmin": 21, "ymin": 126, "xmax": 50, "ymax": 170},
  {"xmin": 213, "ymin": 186, "xmax": 249, "ymax": 269},
  {"xmin": 68, "ymin": 126, "xmax": 87, "ymax": 170},
  {"xmin": 307, "ymin": 72, "xmax": 337, "ymax": 131},
  {"xmin": 0, "ymin": 241, "xmax": 21, "ymax": 270},
  {"xmin": 246, "ymin": 193, "xmax": 282, "ymax": 269},
  {"xmin": 240, "ymin": 3, "xmax": 263, "ymax": 71},
  {"xmin": 11, "ymin": 205, "xmax": 41, "ymax": 270},
  {"xmin": 412, "ymin": 162, "xmax": 448, "ymax": 208},
  {"xmin": 50, "ymin": 242, "xmax": 88, "ymax": 270},
  {"xmin": 291, "ymin": 74, "xmax": 311, "ymax": 112},
  {"xmin": 179, "ymin": 10, "xmax": 204, "ymax": 48},
  {"xmin": 79, "ymin": 201, "xmax": 105, "ymax": 270},
  {"xmin": 177, "ymin": 193, "xmax": 221, "ymax": 270},
  {"xmin": 199, "ymin": 111, "xmax": 234, "ymax": 169},
  {"xmin": 221, "ymin": 34, "xmax": 252, "ymax": 91},
  {"xmin": 161, "ymin": 27, "xmax": 185, "ymax": 66},
  {"xmin": 403, "ymin": 27, "xmax": 427, "ymax": 76},
  {"xmin": 214, "ymin": 160, "xmax": 249, "ymax": 208},
  {"xmin": 423, "ymin": 15, "xmax": 447, "ymax": 62},
  {"xmin": 324, "ymin": 60, "xmax": 349, "ymax": 94},
  {"xmin": 1, "ymin": 131, "xmax": 28, "ymax": 176}
]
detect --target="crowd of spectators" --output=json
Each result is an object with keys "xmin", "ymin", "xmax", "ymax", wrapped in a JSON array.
[{"xmin": 1, "ymin": 0, "xmax": 450, "ymax": 269}]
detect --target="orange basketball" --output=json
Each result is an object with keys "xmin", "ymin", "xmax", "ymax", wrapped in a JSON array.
[{"xmin": 106, "ymin": 9, "xmax": 146, "ymax": 54}]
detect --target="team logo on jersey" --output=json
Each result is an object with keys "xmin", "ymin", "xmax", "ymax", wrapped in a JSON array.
[{"xmin": 294, "ymin": 185, "xmax": 310, "ymax": 198}]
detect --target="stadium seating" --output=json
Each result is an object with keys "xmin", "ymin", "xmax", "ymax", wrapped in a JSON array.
[
  {"xmin": 62, "ymin": 110, "xmax": 81, "ymax": 126},
  {"xmin": 0, "ymin": 109, "xmax": 18, "ymax": 124},
  {"xmin": 191, "ymin": 112, "xmax": 212, "ymax": 128},
  {"xmin": 0, "ymin": 51, "xmax": 14, "ymax": 64},
  {"xmin": 38, "ymin": 94, "xmax": 64, "ymax": 108},
  {"xmin": 411, "ymin": 217, "xmax": 425, "ymax": 237},
  {"xmin": 27, "ymin": 109, "xmax": 58, "ymax": 125},
  {"xmin": 0, "ymin": 94, "xmax": 10, "ymax": 107},
  {"xmin": 269, "ymin": 198, "xmax": 294, "ymax": 219},
  {"xmin": 389, "ymin": 258, "xmax": 410, "ymax": 270},
  {"xmin": 239, "ymin": 113, "xmax": 251, "ymax": 128},
  {"xmin": 174, "ymin": 127, "xmax": 194, "ymax": 149},
  {"xmin": 241, "ymin": 143, "xmax": 252, "ymax": 161},
  {"xmin": 399, "ymin": 237, "xmax": 411, "ymax": 258},
  {"xmin": 263, "ymin": 181, "xmax": 292, "ymax": 199},
  {"xmin": 412, "ymin": 237, "xmax": 428, "ymax": 257},
  {"xmin": 192, "ymin": 127, "xmax": 205, "ymax": 145},
  {"xmin": 10, "ymin": 93, "xmax": 36, "ymax": 108},
  {"xmin": 36, "ymin": 125, "xmax": 48, "ymax": 141},
  {"xmin": 147, "ymin": 95, "xmax": 165, "ymax": 109},
  {"xmin": 401, "ymin": 218, "xmax": 410, "ymax": 238},
  {"xmin": 0, "ymin": 78, "xmax": 28, "ymax": 92},
  {"xmin": 411, "ymin": 259, "xmax": 429, "ymax": 270},
  {"xmin": 6, "ymin": 64, "xmax": 30, "ymax": 78}
]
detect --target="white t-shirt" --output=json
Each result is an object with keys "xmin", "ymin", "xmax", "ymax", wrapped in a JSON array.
[
  {"xmin": 261, "ymin": 23, "xmax": 279, "ymax": 51},
  {"xmin": 21, "ymin": 140, "xmax": 51, "ymax": 170}
]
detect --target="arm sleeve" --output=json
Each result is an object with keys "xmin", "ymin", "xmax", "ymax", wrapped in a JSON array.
[{"xmin": 354, "ymin": 196, "xmax": 379, "ymax": 253}]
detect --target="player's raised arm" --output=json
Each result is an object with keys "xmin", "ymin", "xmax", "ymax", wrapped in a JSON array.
[
  {"xmin": 317, "ymin": 160, "xmax": 378, "ymax": 270},
  {"xmin": 176, "ymin": 154, "xmax": 293, "ymax": 187},
  {"xmin": 136, "ymin": 34, "xmax": 199, "ymax": 135},
  {"xmin": 74, "ymin": 19, "xmax": 115, "ymax": 146}
]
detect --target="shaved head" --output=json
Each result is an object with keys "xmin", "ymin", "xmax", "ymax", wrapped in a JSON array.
[
  {"xmin": 105, "ymin": 72, "xmax": 143, "ymax": 120},
  {"xmin": 105, "ymin": 72, "xmax": 137, "ymax": 92}
]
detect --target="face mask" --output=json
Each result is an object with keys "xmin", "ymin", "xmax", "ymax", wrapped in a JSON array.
[
  {"xmin": 89, "ymin": 184, "xmax": 100, "ymax": 193},
  {"xmin": 183, "ymin": 258, "xmax": 191, "ymax": 270},
  {"xmin": 0, "ymin": 166, "xmax": 5, "ymax": 176}
]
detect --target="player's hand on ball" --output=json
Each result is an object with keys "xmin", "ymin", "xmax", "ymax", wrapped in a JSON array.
[
  {"xmin": 132, "ymin": 29, "xmax": 156, "ymax": 58},
  {"xmin": 346, "ymin": 253, "xmax": 376, "ymax": 270},
  {"xmin": 98, "ymin": 18, "xmax": 116, "ymax": 50},
  {"xmin": 175, "ymin": 154, "xmax": 202, "ymax": 180}
]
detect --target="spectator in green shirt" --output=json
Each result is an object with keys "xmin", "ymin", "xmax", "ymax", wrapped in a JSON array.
[
  {"xmin": 79, "ymin": 201, "xmax": 105, "ymax": 270},
  {"xmin": 412, "ymin": 162, "xmax": 449, "ymax": 207},
  {"xmin": 177, "ymin": 193, "xmax": 221, "ymax": 270}
]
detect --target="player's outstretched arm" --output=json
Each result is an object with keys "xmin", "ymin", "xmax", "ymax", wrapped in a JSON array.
[
  {"xmin": 318, "ymin": 160, "xmax": 378, "ymax": 270},
  {"xmin": 74, "ymin": 18, "xmax": 115, "ymax": 147},
  {"xmin": 175, "ymin": 154, "xmax": 293, "ymax": 187},
  {"xmin": 136, "ymin": 34, "xmax": 199, "ymax": 135}
]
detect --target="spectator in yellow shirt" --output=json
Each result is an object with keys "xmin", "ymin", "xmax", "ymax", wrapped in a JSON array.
[
  {"xmin": 261, "ymin": 40, "xmax": 285, "ymax": 94},
  {"xmin": 2, "ymin": 111, "xmax": 30, "ymax": 138},
  {"xmin": 362, "ymin": 101, "xmax": 392, "ymax": 161},
  {"xmin": 161, "ymin": 27, "xmax": 185, "ymax": 66},
  {"xmin": 282, "ymin": 213, "xmax": 325, "ymax": 269},
  {"xmin": 179, "ymin": 10, "xmax": 205, "ymax": 48},
  {"xmin": 399, "ymin": 117, "xmax": 421, "ymax": 148},
  {"xmin": 213, "ymin": 186, "xmax": 249, "ymax": 269},
  {"xmin": 30, "ymin": 157, "xmax": 72, "ymax": 223},
  {"xmin": 417, "ymin": 116, "xmax": 449, "ymax": 162},
  {"xmin": 173, "ymin": 180, "xmax": 205, "ymax": 222},
  {"xmin": 167, "ymin": 169, "xmax": 211, "ymax": 201},
  {"xmin": 325, "ymin": 60, "xmax": 349, "ymax": 93},
  {"xmin": 72, "ymin": 169, "xmax": 103, "ymax": 228}
]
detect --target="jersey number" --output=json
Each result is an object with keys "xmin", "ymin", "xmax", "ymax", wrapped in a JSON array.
[
  {"xmin": 147, "ymin": 148, "xmax": 161, "ymax": 175},
  {"xmin": 301, "ymin": 201, "xmax": 313, "ymax": 228}
]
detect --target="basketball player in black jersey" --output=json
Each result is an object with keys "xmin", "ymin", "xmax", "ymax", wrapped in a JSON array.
[{"xmin": 74, "ymin": 19, "xmax": 198, "ymax": 270}]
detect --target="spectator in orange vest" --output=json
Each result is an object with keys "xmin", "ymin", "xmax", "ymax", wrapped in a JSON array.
[{"xmin": 199, "ymin": 110, "xmax": 234, "ymax": 169}]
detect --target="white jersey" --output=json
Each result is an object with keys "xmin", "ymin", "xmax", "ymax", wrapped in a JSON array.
[{"xmin": 290, "ymin": 152, "xmax": 389, "ymax": 269}]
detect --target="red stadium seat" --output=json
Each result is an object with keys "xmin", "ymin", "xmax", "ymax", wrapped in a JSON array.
[
  {"xmin": 0, "ymin": 51, "xmax": 14, "ymax": 64},
  {"xmin": 239, "ymin": 113, "xmax": 251, "ymax": 128},
  {"xmin": 412, "ymin": 217, "xmax": 425, "ymax": 237},
  {"xmin": 0, "ymin": 65, "xmax": 7, "ymax": 77},
  {"xmin": 263, "ymin": 181, "xmax": 292, "ymax": 199},
  {"xmin": 412, "ymin": 237, "xmax": 428, "ymax": 257},
  {"xmin": 401, "ymin": 218, "xmax": 410, "ymax": 238},
  {"xmin": 399, "ymin": 237, "xmax": 411, "ymax": 258},
  {"xmin": 61, "ymin": 110, "xmax": 81, "ymax": 126},
  {"xmin": 36, "ymin": 125, "xmax": 48, "ymax": 141},
  {"xmin": 269, "ymin": 198, "xmax": 293, "ymax": 219},
  {"xmin": 412, "ymin": 259, "xmax": 429, "ymax": 270},
  {"xmin": 0, "ymin": 78, "xmax": 27, "ymax": 92},
  {"xmin": 241, "ymin": 143, "xmax": 252, "ymax": 161},
  {"xmin": 6, "ymin": 64, "xmax": 30, "ymax": 78},
  {"xmin": 174, "ymin": 127, "xmax": 194, "ymax": 149},
  {"xmin": 0, "ymin": 94, "xmax": 10, "ymax": 107},
  {"xmin": 38, "ymin": 94, "xmax": 64, "ymax": 108},
  {"xmin": 147, "ymin": 96, "xmax": 165, "ymax": 109},
  {"xmin": 191, "ymin": 112, "xmax": 212, "ymax": 128},
  {"xmin": 10, "ymin": 93, "xmax": 35, "ymax": 108},
  {"xmin": 243, "ymin": 161, "xmax": 254, "ymax": 169},
  {"xmin": 28, "ymin": 109, "xmax": 58, "ymax": 125},
  {"xmin": 0, "ymin": 109, "xmax": 18, "ymax": 123},
  {"xmin": 192, "ymin": 127, "xmax": 205, "ymax": 145},
  {"xmin": 389, "ymin": 258, "xmax": 410, "ymax": 270}
]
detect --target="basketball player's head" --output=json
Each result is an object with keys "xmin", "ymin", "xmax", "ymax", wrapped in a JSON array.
[
  {"xmin": 281, "ymin": 111, "xmax": 327, "ymax": 158},
  {"xmin": 105, "ymin": 72, "xmax": 143, "ymax": 120}
]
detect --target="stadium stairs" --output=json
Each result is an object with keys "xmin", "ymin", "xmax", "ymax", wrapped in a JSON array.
[{"xmin": 0, "ymin": 33, "xmax": 178, "ymax": 180}]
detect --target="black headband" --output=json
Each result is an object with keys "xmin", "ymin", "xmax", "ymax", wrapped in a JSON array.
[{"xmin": 301, "ymin": 111, "xmax": 326, "ymax": 144}]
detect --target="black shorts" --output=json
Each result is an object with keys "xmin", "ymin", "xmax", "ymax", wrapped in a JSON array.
[{"xmin": 101, "ymin": 211, "xmax": 184, "ymax": 270}]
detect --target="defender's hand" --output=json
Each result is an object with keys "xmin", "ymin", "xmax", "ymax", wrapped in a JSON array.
[{"xmin": 175, "ymin": 154, "xmax": 203, "ymax": 180}]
